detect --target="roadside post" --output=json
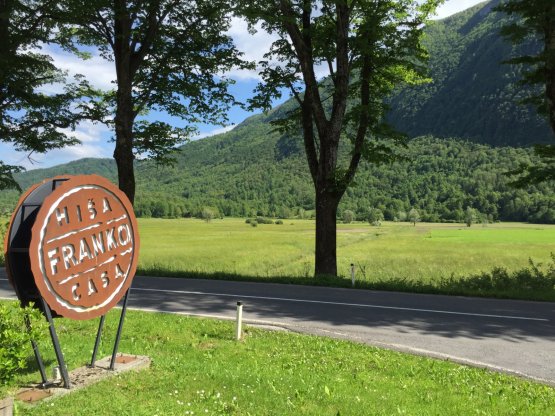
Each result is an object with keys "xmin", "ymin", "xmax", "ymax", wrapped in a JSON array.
[{"xmin": 236, "ymin": 301, "xmax": 243, "ymax": 340}]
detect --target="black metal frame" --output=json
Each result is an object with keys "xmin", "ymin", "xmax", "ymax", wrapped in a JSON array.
[
  {"xmin": 27, "ymin": 288, "xmax": 132, "ymax": 389},
  {"xmin": 41, "ymin": 298, "xmax": 71, "ymax": 389},
  {"xmin": 89, "ymin": 289, "xmax": 131, "ymax": 370}
]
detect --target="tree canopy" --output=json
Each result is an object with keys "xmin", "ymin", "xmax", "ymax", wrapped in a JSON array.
[
  {"xmin": 495, "ymin": 0, "xmax": 555, "ymax": 185},
  {"xmin": 56, "ymin": 0, "xmax": 248, "ymax": 202},
  {"xmin": 0, "ymin": 0, "xmax": 93, "ymax": 190}
]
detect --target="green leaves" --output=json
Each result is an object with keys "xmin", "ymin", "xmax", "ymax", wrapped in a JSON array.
[
  {"xmin": 0, "ymin": 301, "xmax": 47, "ymax": 384},
  {"xmin": 495, "ymin": 0, "xmax": 555, "ymax": 186},
  {"xmin": 507, "ymin": 145, "xmax": 555, "ymax": 187},
  {"xmin": 53, "ymin": 0, "xmax": 252, "ymax": 201},
  {"xmin": 238, "ymin": 0, "xmax": 441, "ymax": 193},
  {"xmin": 0, "ymin": 163, "xmax": 24, "ymax": 192},
  {"xmin": 0, "ymin": 0, "xmax": 103, "ymax": 190},
  {"xmin": 133, "ymin": 121, "xmax": 193, "ymax": 165}
]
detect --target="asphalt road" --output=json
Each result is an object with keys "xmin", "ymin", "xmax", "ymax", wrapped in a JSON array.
[{"xmin": 1, "ymin": 268, "xmax": 554, "ymax": 386}]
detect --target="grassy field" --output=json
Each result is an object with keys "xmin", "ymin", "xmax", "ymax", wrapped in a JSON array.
[
  {"xmin": 2, "ymin": 302, "xmax": 553, "ymax": 415},
  {"xmin": 137, "ymin": 218, "xmax": 555, "ymax": 300},
  {"xmin": 2, "ymin": 217, "xmax": 554, "ymax": 300}
]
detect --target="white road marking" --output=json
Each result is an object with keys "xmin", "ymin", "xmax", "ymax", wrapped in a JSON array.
[
  {"xmin": 131, "ymin": 287, "xmax": 550, "ymax": 322},
  {"xmin": 0, "ymin": 277, "xmax": 550, "ymax": 322}
]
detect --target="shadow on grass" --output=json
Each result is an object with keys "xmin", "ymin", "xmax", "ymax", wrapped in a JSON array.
[{"xmin": 137, "ymin": 256, "xmax": 555, "ymax": 303}]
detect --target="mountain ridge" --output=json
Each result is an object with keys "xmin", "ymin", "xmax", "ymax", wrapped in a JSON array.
[{"xmin": 387, "ymin": 0, "xmax": 550, "ymax": 146}]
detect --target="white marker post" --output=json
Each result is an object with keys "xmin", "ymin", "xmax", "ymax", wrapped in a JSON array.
[
  {"xmin": 236, "ymin": 301, "xmax": 243, "ymax": 341},
  {"xmin": 351, "ymin": 263, "xmax": 355, "ymax": 287}
]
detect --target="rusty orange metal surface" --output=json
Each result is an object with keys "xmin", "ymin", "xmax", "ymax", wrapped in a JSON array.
[{"xmin": 6, "ymin": 175, "xmax": 140, "ymax": 320}]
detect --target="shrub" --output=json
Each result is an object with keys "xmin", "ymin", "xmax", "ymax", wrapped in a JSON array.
[
  {"xmin": 200, "ymin": 207, "xmax": 216, "ymax": 223},
  {"xmin": 275, "ymin": 219, "xmax": 283, "ymax": 225},
  {"xmin": 437, "ymin": 256, "xmax": 555, "ymax": 296},
  {"xmin": 250, "ymin": 220, "xmax": 258, "ymax": 227},
  {"xmin": 342, "ymin": 210, "xmax": 355, "ymax": 224},
  {"xmin": 256, "ymin": 217, "xmax": 274, "ymax": 224},
  {"xmin": 408, "ymin": 208, "xmax": 420, "ymax": 226},
  {"xmin": 0, "ymin": 301, "xmax": 46, "ymax": 384},
  {"xmin": 0, "ymin": 220, "xmax": 8, "ymax": 267},
  {"xmin": 245, "ymin": 218, "xmax": 252, "ymax": 224},
  {"xmin": 367, "ymin": 208, "xmax": 384, "ymax": 226}
]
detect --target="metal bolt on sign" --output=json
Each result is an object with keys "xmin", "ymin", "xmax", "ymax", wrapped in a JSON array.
[{"xmin": 3, "ymin": 175, "xmax": 140, "ymax": 389}]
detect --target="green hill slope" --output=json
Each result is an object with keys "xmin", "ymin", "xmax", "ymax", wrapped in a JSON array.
[
  {"xmin": 387, "ymin": 0, "xmax": 551, "ymax": 146},
  {"xmin": 2, "ymin": 120, "xmax": 553, "ymax": 224}
]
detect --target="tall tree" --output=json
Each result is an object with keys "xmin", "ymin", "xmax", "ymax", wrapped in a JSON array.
[
  {"xmin": 496, "ymin": 0, "xmax": 555, "ymax": 184},
  {"xmin": 58, "ymin": 0, "xmax": 247, "ymax": 203},
  {"xmin": 0, "ymin": 0, "xmax": 90, "ymax": 190},
  {"xmin": 238, "ymin": 0, "xmax": 441, "ymax": 276}
]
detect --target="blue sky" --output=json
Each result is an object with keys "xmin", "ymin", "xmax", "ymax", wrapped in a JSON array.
[{"xmin": 1, "ymin": 0, "xmax": 486, "ymax": 170}]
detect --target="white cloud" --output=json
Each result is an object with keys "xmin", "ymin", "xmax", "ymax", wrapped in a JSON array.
[
  {"xmin": 434, "ymin": 0, "xmax": 485, "ymax": 20},
  {"xmin": 42, "ymin": 46, "xmax": 115, "ymax": 92},
  {"xmin": 0, "ymin": 122, "xmax": 113, "ymax": 170},
  {"xmin": 226, "ymin": 17, "xmax": 279, "ymax": 81},
  {"xmin": 194, "ymin": 125, "xmax": 236, "ymax": 140}
]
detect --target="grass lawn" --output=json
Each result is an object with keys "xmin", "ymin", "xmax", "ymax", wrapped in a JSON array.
[
  {"xmin": 137, "ymin": 218, "xmax": 555, "ymax": 300},
  {"xmin": 2, "ymin": 303, "xmax": 554, "ymax": 416}
]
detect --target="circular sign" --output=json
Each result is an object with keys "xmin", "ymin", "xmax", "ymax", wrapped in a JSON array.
[{"xmin": 28, "ymin": 175, "xmax": 140, "ymax": 320}]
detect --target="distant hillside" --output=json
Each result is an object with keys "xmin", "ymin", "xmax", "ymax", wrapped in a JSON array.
[
  {"xmin": 387, "ymin": 0, "xmax": 551, "ymax": 146},
  {"xmin": 2, "ymin": 119, "xmax": 554, "ymax": 224}
]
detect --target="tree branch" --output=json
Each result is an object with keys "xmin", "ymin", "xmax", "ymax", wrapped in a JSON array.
[
  {"xmin": 94, "ymin": 9, "xmax": 115, "ymax": 48},
  {"xmin": 329, "ymin": 0, "xmax": 350, "ymax": 143},
  {"xmin": 344, "ymin": 46, "xmax": 371, "ymax": 188}
]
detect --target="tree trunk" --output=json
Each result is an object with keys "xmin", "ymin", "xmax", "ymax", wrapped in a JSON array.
[
  {"xmin": 113, "ymin": 2, "xmax": 136, "ymax": 204},
  {"xmin": 113, "ymin": 84, "xmax": 135, "ymax": 204},
  {"xmin": 0, "ymin": 0, "xmax": 12, "ymax": 105},
  {"xmin": 546, "ymin": 10, "xmax": 555, "ymax": 135},
  {"xmin": 314, "ymin": 189, "xmax": 339, "ymax": 277}
]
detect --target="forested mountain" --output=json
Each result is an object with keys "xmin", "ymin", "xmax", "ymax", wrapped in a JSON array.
[
  {"xmin": 1, "ymin": 1, "xmax": 554, "ymax": 223},
  {"xmin": 388, "ymin": 0, "xmax": 552, "ymax": 146},
  {"xmin": 2, "ymin": 116, "xmax": 554, "ymax": 223}
]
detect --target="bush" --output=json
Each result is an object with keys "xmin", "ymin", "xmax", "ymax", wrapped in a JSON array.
[
  {"xmin": 0, "ymin": 220, "xmax": 8, "ymax": 267},
  {"xmin": 245, "ymin": 218, "xmax": 252, "ymax": 224},
  {"xmin": 0, "ymin": 301, "xmax": 46, "ymax": 384},
  {"xmin": 342, "ymin": 210, "xmax": 355, "ymax": 224},
  {"xmin": 275, "ymin": 219, "xmax": 283, "ymax": 225},
  {"xmin": 200, "ymin": 207, "xmax": 216, "ymax": 223},
  {"xmin": 367, "ymin": 208, "xmax": 384, "ymax": 226},
  {"xmin": 437, "ymin": 256, "xmax": 555, "ymax": 296},
  {"xmin": 256, "ymin": 217, "xmax": 274, "ymax": 224},
  {"xmin": 250, "ymin": 220, "xmax": 258, "ymax": 227}
]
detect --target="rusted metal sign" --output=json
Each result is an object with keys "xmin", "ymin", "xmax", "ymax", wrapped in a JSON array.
[{"xmin": 5, "ymin": 175, "xmax": 140, "ymax": 320}]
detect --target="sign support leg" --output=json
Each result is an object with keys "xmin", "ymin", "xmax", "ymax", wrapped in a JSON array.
[
  {"xmin": 110, "ymin": 289, "xmax": 130, "ymax": 371},
  {"xmin": 40, "ymin": 298, "xmax": 71, "ymax": 389},
  {"xmin": 25, "ymin": 316, "xmax": 48, "ymax": 386},
  {"xmin": 89, "ymin": 315, "xmax": 106, "ymax": 368}
]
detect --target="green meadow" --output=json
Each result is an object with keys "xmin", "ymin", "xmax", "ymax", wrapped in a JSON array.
[
  {"xmin": 2, "ymin": 217, "xmax": 554, "ymax": 300},
  {"xmin": 137, "ymin": 218, "xmax": 555, "ymax": 300}
]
